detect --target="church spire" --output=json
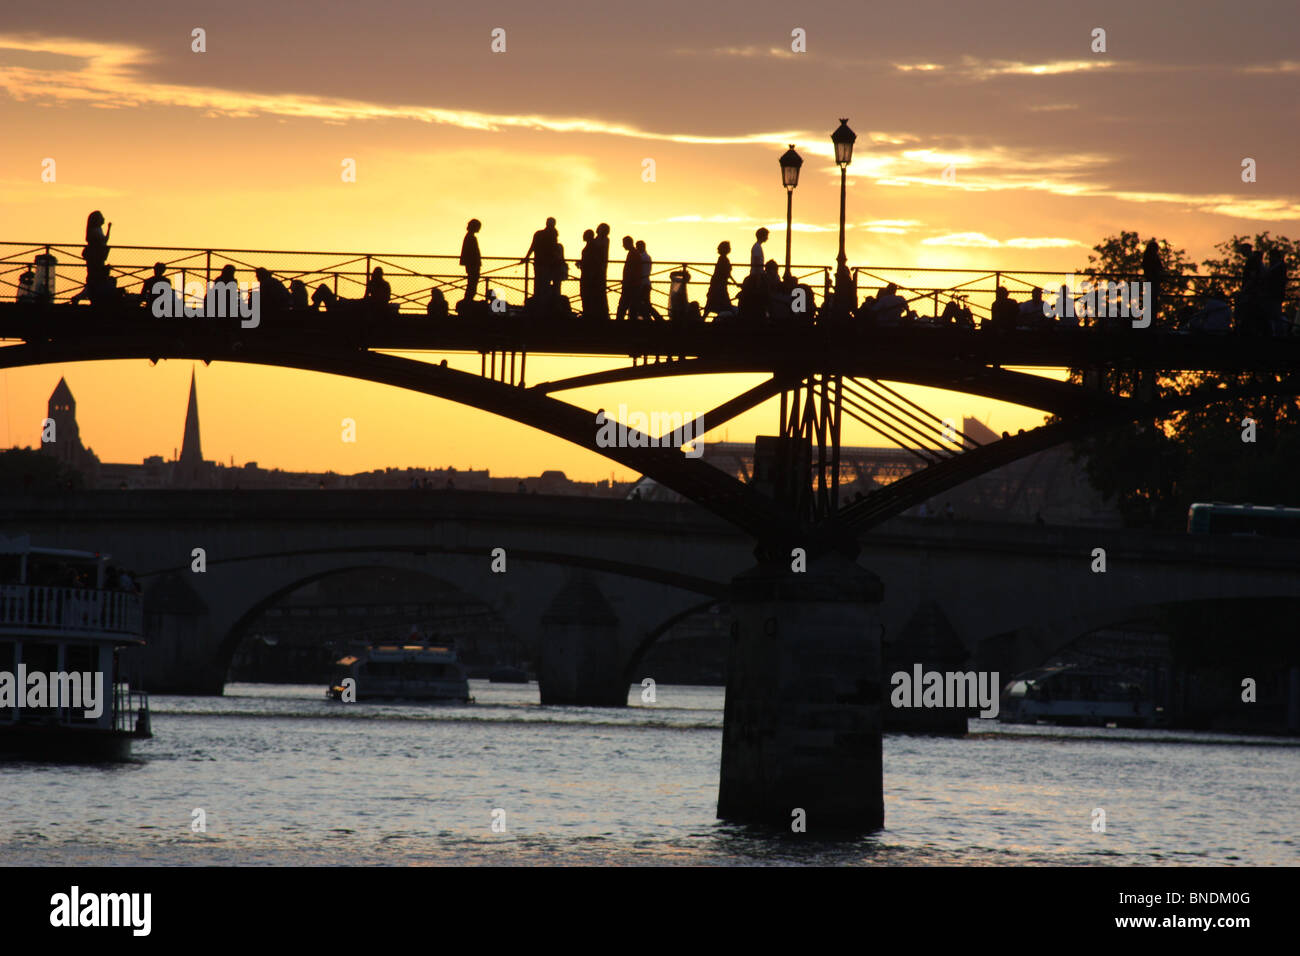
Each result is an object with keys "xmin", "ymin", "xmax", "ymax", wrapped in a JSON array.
[{"xmin": 179, "ymin": 367, "xmax": 202, "ymax": 466}]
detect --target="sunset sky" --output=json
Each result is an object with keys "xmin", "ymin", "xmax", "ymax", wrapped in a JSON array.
[{"xmin": 2, "ymin": 0, "xmax": 1296, "ymax": 480}]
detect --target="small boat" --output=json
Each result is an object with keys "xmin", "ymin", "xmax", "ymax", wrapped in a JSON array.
[
  {"xmin": 0, "ymin": 535, "xmax": 152, "ymax": 761},
  {"xmin": 1000, "ymin": 663, "xmax": 1157, "ymax": 728},
  {"xmin": 326, "ymin": 635, "xmax": 471, "ymax": 703}
]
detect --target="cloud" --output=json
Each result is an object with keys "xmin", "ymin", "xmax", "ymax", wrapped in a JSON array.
[
  {"xmin": 0, "ymin": 33, "xmax": 813, "ymax": 150},
  {"xmin": 921, "ymin": 233, "xmax": 1082, "ymax": 249},
  {"xmin": 921, "ymin": 232, "xmax": 1001, "ymax": 248},
  {"xmin": 1239, "ymin": 60, "xmax": 1300, "ymax": 73},
  {"xmin": 671, "ymin": 45, "xmax": 793, "ymax": 59},
  {"xmin": 860, "ymin": 219, "xmax": 923, "ymax": 234}
]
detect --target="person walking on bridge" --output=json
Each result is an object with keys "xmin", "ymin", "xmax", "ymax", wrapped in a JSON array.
[
  {"xmin": 750, "ymin": 227, "xmax": 769, "ymax": 281},
  {"xmin": 704, "ymin": 241, "xmax": 737, "ymax": 319},
  {"xmin": 617, "ymin": 235, "xmax": 639, "ymax": 320},
  {"xmin": 636, "ymin": 240, "xmax": 664, "ymax": 321}
]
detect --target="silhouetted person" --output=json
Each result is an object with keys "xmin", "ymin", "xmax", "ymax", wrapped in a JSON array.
[
  {"xmin": 991, "ymin": 285, "xmax": 1019, "ymax": 332},
  {"xmin": 1262, "ymin": 248, "xmax": 1288, "ymax": 334},
  {"xmin": 579, "ymin": 228, "xmax": 602, "ymax": 319},
  {"xmin": 460, "ymin": 219, "xmax": 482, "ymax": 302},
  {"xmin": 750, "ymin": 227, "xmax": 769, "ymax": 280},
  {"xmin": 593, "ymin": 223, "xmax": 611, "ymax": 319},
  {"xmin": 1019, "ymin": 287, "xmax": 1047, "ymax": 329},
  {"xmin": 554, "ymin": 240, "xmax": 570, "ymax": 305},
  {"xmin": 617, "ymin": 236, "xmax": 639, "ymax": 320},
  {"xmin": 312, "ymin": 283, "xmax": 336, "ymax": 311},
  {"xmin": 524, "ymin": 217, "xmax": 560, "ymax": 299},
  {"xmin": 872, "ymin": 283, "xmax": 907, "ymax": 326},
  {"xmin": 207, "ymin": 264, "xmax": 240, "ymax": 317},
  {"xmin": 636, "ymin": 240, "xmax": 663, "ymax": 321},
  {"xmin": 704, "ymin": 241, "xmax": 736, "ymax": 318},
  {"xmin": 365, "ymin": 267, "xmax": 391, "ymax": 307},
  {"xmin": 255, "ymin": 267, "xmax": 291, "ymax": 310},
  {"xmin": 74, "ymin": 210, "xmax": 112, "ymax": 303},
  {"xmin": 427, "ymin": 286, "xmax": 449, "ymax": 318},
  {"xmin": 941, "ymin": 295, "xmax": 972, "ymax": 329},
  {"xmin": 139, "ymin": 262, "xmax": 173, "ymax": 311},
  {"xmin": 1142, "ymin": 238, "xmax": 1164, "ymax": 326},
  {"xmin": 668, "ymin": 265, "xmax": 700, "ymax": 321},
  {"xmin": 290, "ymin": 279, "xmax": 309, "ymax": 310}
]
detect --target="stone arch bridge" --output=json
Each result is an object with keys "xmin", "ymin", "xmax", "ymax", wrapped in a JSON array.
[{"xmin": 9, "ymin": 491, "xmax": 1300, "ymax": 702}]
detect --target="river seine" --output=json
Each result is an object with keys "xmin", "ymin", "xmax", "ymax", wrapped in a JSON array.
[{"xmin": 3, "ymin": 682, "xmax": 1296, "ymax": 866}]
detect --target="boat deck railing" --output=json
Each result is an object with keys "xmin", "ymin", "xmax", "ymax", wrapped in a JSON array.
[
  {"xmin": 0, "ymin": 585, "xmax": 143, "ymax": 638},
  {"xmin": 111, "ymin": 683, "xmax": 150, "ymax": 736}
]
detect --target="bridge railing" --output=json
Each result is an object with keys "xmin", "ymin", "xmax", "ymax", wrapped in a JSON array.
[
  {"xmin": 0, "ymin": 584, "xmax": 143, "ymax": 638},
  {"xmin": 0, "ymin": 241, "xmax": 833, "ymax": 318},
  {"xmin": 848, "ymin": 265, "xmax": 1300, "ymax": 329},
  {"xmin": 3, "ymin": 241, "xmax": 1294, "ymax": 328}
]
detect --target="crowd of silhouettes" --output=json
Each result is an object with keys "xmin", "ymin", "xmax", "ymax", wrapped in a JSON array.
[{"xmin": 29, "ymin": 214, "xmax": 1294, "ymax": 336}]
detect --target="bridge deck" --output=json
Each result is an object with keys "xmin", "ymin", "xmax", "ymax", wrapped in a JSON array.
[{"xmin": 5, "ymin": 302, "xmax": 1300, "ymax": 374}]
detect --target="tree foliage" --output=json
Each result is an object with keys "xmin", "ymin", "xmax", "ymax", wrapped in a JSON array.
[
  {"xmin": 1069, "ymin": 231, "xmax": 1300, "ymax": 528},
  {"xmin": 0, "ymin": 448, "xmax": 83, "ymax": 492}
]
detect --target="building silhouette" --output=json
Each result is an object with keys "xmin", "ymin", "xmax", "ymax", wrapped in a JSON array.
[{"xmin": 32, "ymin": 375, "xmax": 632, "ymax": 496}]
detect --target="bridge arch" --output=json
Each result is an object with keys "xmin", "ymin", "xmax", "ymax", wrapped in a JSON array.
[{"xmin": 138, "ymin": 543, "xmax": 723, "ymax": 696}]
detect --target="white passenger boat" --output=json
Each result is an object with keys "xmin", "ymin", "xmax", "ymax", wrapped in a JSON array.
[
  {"xmin": 1000, "ymin": 663, "xmax": 1157, "ymax": 728},
  {"xmin": 0, "ymin": 535, "xmax": 152, "ymax": 761}
]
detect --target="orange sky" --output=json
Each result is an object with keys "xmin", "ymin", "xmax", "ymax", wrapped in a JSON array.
[{"xmin": 2, "ymin": 2, "xmax": 1296, "ymax": 480}]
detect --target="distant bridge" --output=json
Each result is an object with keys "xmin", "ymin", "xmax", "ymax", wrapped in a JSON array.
[{"xmin": 9, "ymin": 491, "xmax": 1300, "ymax": 703}]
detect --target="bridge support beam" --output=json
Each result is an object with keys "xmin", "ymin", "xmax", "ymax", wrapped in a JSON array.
[{"xmin": 717, "ymin": 553, "xmax": 885, "ymax": 831}]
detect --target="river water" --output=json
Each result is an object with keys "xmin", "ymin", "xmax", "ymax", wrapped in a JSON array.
[{"xmin": 2, "ymin": 682, "xmax": 1296, "ymax": 866}]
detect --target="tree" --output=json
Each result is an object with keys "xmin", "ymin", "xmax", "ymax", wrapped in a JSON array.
[
  {"xmin": 1066, "ymin": 231, "xmax": 1300, "ymax": 528},
  {"xmin": 0, "ymin": 447, "xmax": 84, "ymax": 492},
  {"xmin": 1081, "ymin": 230, "xmax": 1197, "ymax": 327}
]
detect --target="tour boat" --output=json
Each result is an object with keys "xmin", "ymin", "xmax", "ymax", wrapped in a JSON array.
[
  {"xmin": 0, "ymin": 535, "xmax": 152, "ymax": 761},
  {"xmin": 326, "ymin": 635, "xmax": 472, "ymax": 703},
  {"xmin": 999, "ymin": 663, "xmax": 1157, "ymax": 728}
]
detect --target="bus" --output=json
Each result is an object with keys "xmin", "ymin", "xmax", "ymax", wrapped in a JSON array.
[{"xmin": 1186, "ymin": 502, "xmax": 1300, "ymax": 538}]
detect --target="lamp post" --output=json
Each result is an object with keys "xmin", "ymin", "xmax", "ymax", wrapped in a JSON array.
[
  {"xmin": 831, "ymin": 118, "xmax": 856, "ymax": 306},
  {"xmin": 778, "ymin": 144, "xmax": 803, "ymax": 282}
]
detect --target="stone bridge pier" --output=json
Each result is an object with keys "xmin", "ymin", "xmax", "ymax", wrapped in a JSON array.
[{"xmin": 718, "ymin": 553, "xmax": 885, "ymax": 831}]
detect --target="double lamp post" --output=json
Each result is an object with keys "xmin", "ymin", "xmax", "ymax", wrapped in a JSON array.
[{"xmin": 777, "ymin": 118, "xmax": 857, "ymax": 304}]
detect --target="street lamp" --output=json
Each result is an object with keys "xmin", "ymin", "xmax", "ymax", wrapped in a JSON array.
[
  {"xmin": 831, "ymin": 118, "xmax": 857, "ymax": 306},
  {"xmin": 778, "ymin": 145, "xmax": 803, "ymax": 281}
]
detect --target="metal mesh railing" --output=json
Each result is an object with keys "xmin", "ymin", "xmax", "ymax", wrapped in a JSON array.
[
  {"xmin": 0, "ymin": 241, "xmax": 831, "ymax": 317},
  {"xmin": 3, "ymin": 241, "xmax": 1295, "ymax": 328}
]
